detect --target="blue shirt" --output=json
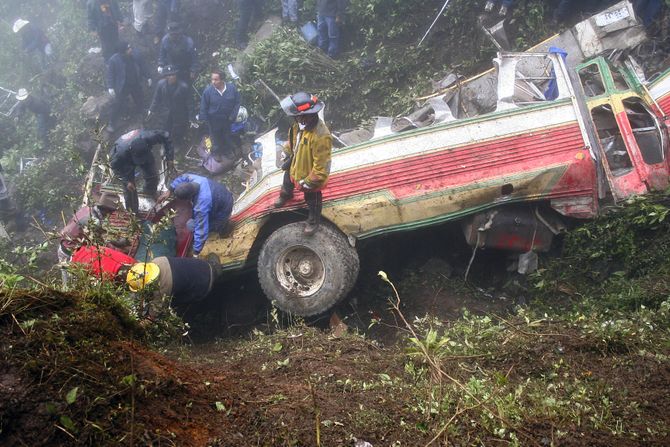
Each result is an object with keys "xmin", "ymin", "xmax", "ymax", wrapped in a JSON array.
[{"xmin": 170, "ymin": 173, "xmax": 233, "ymax": 254}]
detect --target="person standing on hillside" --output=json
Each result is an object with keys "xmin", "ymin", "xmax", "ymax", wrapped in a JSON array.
[
  {"xmin": 199, "ymin": 70, "xmax": 240, "ymax": 158},
  {"xmin": 236, "ymin": 0, "xmax": 263, "ymax": 49},
  {"xmin": 147, "ymin": 65, "xmax": 190, "ymax": 153},
  {"xmin": 86, "ymin": 0, "xmax": 123, "ymax": 62},
  {"xmin": 106, "ymin": 41, "xmax": 151, "ymax": 132},
  {"xmin": 316, "ymin": 0, "xmax": 346, "ymax": 58},
  {"xmin": 12, "ymin": 88, "xmax": 54, "ymax": 152},
  {"xmin": 110, "ymin": 129, "xmax": 174, "ymax": 214},
  {"xmin": 157, "ymin": 21, "xmax": 199, "ymax": 85},
  {"xmin": 155, "ymin": 0, "xmax": 181, "ymax": 45},
  {"xmin": 12, "ymin": 19, "xmax": 53, "ymax": 70},
  {"xmin": 274, "ymin": 92, "xmax": 332, "ymax": 235}
]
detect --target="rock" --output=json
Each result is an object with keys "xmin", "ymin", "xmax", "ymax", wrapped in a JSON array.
[{"xmin": 80, "ymin": 94, "xmax": 114, "ymax": 121}]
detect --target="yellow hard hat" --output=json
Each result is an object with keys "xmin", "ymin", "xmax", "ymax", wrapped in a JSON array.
[{"xmin": 126, "ymin": 263, "xmax": 160, "ymax": 292}]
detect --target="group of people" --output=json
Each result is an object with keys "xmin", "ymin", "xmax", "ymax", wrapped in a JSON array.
[{"xmin": 10, "ymin": 0, "xmax": 337, "ymax": 321}]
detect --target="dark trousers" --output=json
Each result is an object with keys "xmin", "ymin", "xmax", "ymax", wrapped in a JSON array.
[
  {"xmin": 35, "ymin": 113, "xmax": 53, "ymax": 151},
  {"xmin": 109, "ymin": 85, "xmax": 144, "ymax": 128},
  {"xmin": 236, "ymin": 0, "xmax": 262, "ymax": 46},
  {"xmin": 99, "ymin": 26, "xmax": 119, "ymax": 62},
  {"xmin": 123, "ymin": 158, "xmax": 158, "ymax": 214},
  {"xmin": 280, "ymin": 170, "xmax": 323, "ymax": 225},
  {"xmin": 166, "ymin": 113, "xmax": 188, "ymax": 152},
  {"xmin": 208, "ymin": 118, "xmax": 236, "ymax": 157}
]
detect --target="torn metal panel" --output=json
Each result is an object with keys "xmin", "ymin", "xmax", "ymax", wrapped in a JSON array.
[{"xmin": 572, "ymin": 1, "xmax": 646, "ymax": 58}]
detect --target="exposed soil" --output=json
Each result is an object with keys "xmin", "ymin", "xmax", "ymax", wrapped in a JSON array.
[{"xmin": 3, "ymin": 221, "xmax": 670, "ymax": 446}]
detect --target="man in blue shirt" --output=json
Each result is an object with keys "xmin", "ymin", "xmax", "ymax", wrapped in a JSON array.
[
  {"xmin": 168, "ymin": 173, "xmax": 234, "ymax": 256},
  {"xmin": 199, "ymin": 69, "xmax": 241, "ymax": 158}
]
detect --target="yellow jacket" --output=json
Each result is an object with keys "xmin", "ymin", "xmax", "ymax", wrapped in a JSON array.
[{"xmin": 284, "ymin": 120, "xmax": 332, "ymax": 189}]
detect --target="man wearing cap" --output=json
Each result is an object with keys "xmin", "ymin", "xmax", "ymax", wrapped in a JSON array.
[
  {"xmin": 157, "ymin": 21, "xmax": 199, "ymax": 84},
  {"xmin": 12, "ymin": 88, "xmax": 54, "ymax": 152},
  {"xmin": 86, "ymin": 0, "xmax": 122, "ymax": 62},
  {"xmin": 106, "ymin": 41, "xmax": 151, "ymax": 132},
  {"xmin": 110, "ymin": 129, "xmax": 175, "ymax": 214},
  {"xmin": 147, "ymin": 65, "xmax": 190, "ymax": 152},
  {"xmin": 126, "ymin": 256, "xmax": 221, "ymax": 320},
  {"xmin": 163, "ymin": 173, "xmax": 233, "ymax": 257},
  {"xmin": 199, "ymin": 69, "xmax": 241, "ymax": 158},
  {"xmin": 155, "ymin": 0, "xmax": 181, "ymax": 45},
  {"xmin": 274, "ymin": 92, "xmax": 332, "ymax": 235},
  {"xmin": 13, "ymin": 19, "xmax": 53, "ymax": 70}
]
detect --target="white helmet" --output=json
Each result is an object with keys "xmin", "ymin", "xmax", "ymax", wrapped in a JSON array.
[
  {"xmin": 15, "ymin": 88, "xmax": 30, "ymax": 101},
  {"xmin": 12, "ymin": 19, "xmax": 29, "ymax": 33},
  {"xmin": 235, "ymin": 106, "xmax": 248, "ymax": 123}
]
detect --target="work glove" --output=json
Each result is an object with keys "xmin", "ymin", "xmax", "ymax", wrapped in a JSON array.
[
  {"xmin": 189, "ymin": 121, "xmax": 199, "ymax": 129},
  {"xmin": 108, "ymin": 88, "xmax": 116, "ymax": 97},
  {"xmin": 299, "ymin": 179, "xmax": 314, "ymax": 190},
  {"xmin": 147, "ymin": 78, "xmax": 152, "ymax": 88},
  {"xmin": 157, "ymin": 66, "xmax": 164, "ymax": 75},
  {"xmin": 146, "ymin": 110, "xmax": 152, "ymax": 120},
  {"xmin": 192, "ymin": 253, "xmax": 199, "ymax": 258}
]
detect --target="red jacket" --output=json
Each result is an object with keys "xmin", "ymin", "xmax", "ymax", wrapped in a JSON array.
[{"xmin": 71, "ymin": 245, "xmax": 136, "ymax": 279}]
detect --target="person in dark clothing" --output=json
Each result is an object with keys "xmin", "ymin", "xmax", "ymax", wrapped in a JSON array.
[
  {"xmin": 13, "ymin": 19, "xmax": 53, "ymax": 70},
  {"xmin": 157, "ymin": 21, "xmax": 199, "ymax": 84},
  {"xmin": 148, "ymin": 65, "xmax": 190, "ymax": 153},
  {"xmin": 155, "ymin": 0, "xmax": 181, "ymax": 44},
  {"xmin": 126, "ymin": 256, "xmax": 221, "ymax": 320},
  {"xmin": 106, "ymin": 41, "xmax": 151, "ymax": 132},
  {"xmin": 13, "ymin": 88, "xmax": 54, "ymax": 151},
  {"xmin": 86, "ymin": 0, "xmax": 122, "ymax": 62},
  {"xmin": 236, "ymin": 0, "xmax": 262, "ymax": 49},
  {"xmin": 110, "ymin": 129, "xmax": 174, "ymax": 214},
  {"xmin": 199, "ymin": 70, "xmax": 240, "ymax": 158},
  {"xmin": 316, "ymin": 0, "xmax": 346, "ymax": 58},
  {"xmin": 167, "ymin": 173, "xmax": 234, "ymax": 256}
]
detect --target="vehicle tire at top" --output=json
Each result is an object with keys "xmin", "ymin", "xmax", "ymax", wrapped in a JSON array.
[{"xmin": 257, "ymin": 222, "xmax": 359, "ymax": 316}]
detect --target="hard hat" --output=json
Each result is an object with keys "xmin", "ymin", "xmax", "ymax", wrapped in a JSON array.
[
  {"xmin": 280, "ymin": 92, "xmax": 324, "ymax": 116},
  {"xmin": 235, "ymin": 106, "xmax": 248, "ymax": 123},
  {"xmin": 126, "ymin": 263, "xmax": 160, "ymax": 292},
  {"xmin": 15, "ymin": 88, "xmax": 30, "ymax": 101},
  {"xmin": 12, "ymin": 19, "xmax": 29, "ymax": 33}
]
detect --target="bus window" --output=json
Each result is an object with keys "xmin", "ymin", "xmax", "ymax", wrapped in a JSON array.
[
  {"xmin": 579, "ymin": 64, "xmax": 606, "ymax": 97},
  {"xmin": 591, "ymin": 105, "xmax": 633, "ymax": 176},
  {"xmin": 623, "ymin": 98, "xmax": 664, "ymax": 165}
]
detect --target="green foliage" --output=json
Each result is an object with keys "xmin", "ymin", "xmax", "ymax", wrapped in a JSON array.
[{"xmin": 531, "ymin": 193, "xmax": 670, "ymax": 310}]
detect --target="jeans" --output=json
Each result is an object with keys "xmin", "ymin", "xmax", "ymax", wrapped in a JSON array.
[
  {"xmin": 317, "ymin": 14, "xmax": 339, "ymax": 58},
  {"xmin": 282, "ymin": 0, "xmax": 298, "ymax": 22}
]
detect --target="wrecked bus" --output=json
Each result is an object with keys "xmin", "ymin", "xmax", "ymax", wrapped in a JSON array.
[{"xmin": 199, "ymin": 42, "xmax": 670, "ymax": 316}]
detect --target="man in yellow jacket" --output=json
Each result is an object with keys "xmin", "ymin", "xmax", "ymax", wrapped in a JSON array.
[{"xmin": 274, "ymin": 91, "xmax": 332, "ymax": 235}]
